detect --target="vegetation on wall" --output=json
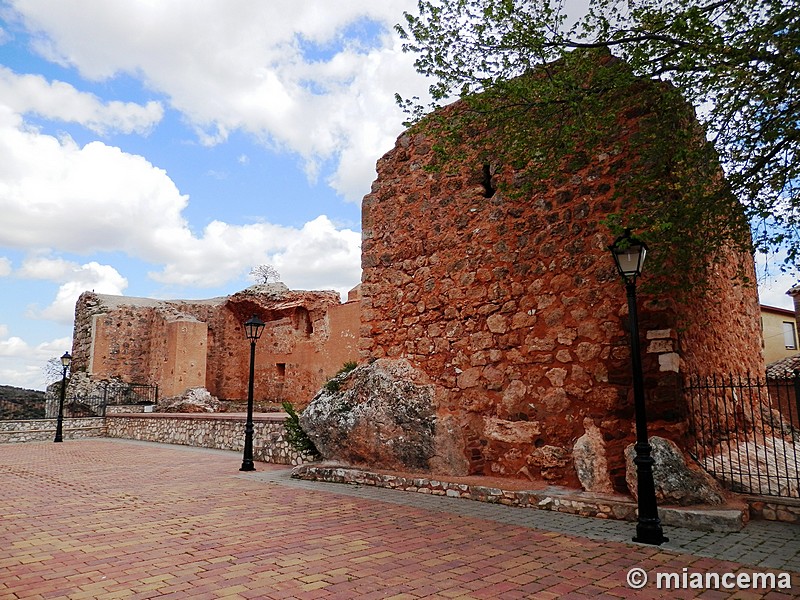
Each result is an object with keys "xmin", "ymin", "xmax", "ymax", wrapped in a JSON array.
[
  {"xmin": 396, "ymin": 0, "xmax": 798, "ymax": 286},
  {"xmin": 323, "ymin": 361, "xmax": 359, "ymax": 394},
  {"xmin": 282, "ymin": 401, "xmax": 321, "ymax": 459}
]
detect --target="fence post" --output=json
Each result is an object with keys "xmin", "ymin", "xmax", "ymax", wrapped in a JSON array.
[{"xmin": 793, "ymin": 370, "xmax": 800, "ymax": 425}]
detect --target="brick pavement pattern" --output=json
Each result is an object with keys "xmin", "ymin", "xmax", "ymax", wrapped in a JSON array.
[{"xmin": 0, "ymin": 440, "xmax": 798, "ymax": 599}]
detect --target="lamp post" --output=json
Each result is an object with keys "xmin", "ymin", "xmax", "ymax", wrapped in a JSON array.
[
  {"xmin": 240, "ymin": 314, "xmax": 265, "ymax": 471},
  {"xmin": 54, "ymin": 351, "xmax": 72, "ymax": 443},
  {"xmin": 610, "ymin": 230, "xmax": 667, "ymax": 546}
]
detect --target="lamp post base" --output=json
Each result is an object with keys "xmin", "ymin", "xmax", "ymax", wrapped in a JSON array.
[
  {"xmin": 633, "ymin": 524, "xmax": 668, "ymax": 546},
  {"xmin": 239, "ymin": 462, "xmax": 256, "ymax": 472}
]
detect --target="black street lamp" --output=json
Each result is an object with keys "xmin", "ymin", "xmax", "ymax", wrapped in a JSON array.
[
  {"xmin": 240, "ymin": 314, "xmax": 265, "ymax": 471},
  {"xmin": 610, "ymin": 230, "xmax": 668, "ymax": 546},
  {"xmin": 54, "ymin": 351, "xmax": 72, "ymax": 443}
]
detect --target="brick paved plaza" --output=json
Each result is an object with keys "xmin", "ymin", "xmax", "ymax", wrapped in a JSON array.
[{"xmin": 1, "ymin": 440, "xmax": 798, "ymax": 599}]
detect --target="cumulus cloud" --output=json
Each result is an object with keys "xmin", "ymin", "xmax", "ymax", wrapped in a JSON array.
[
  {"xmin": 148, "ymin": 215, "xmax": 361, "ymax": 295},
  {"xmin": 0, "ymin": 256, "xmax": 10, "ymax": 277},
  {"xmin": 0, "ymin": 107, "xmax": 361, "ymax": 294},
  {"xmin": 271, "ymin": 215, "xmax": 361, "ymax": 296},
  {"xmin": 6, "ymin": 0, "xmax": 425, "ymax": 200},
  {"xmin": 0, "ymin": 106, "xmax": 189, "ymax": 255},
  {"xmin": 0, "ymin": 66, "xmax": 163, "ymax": 134},
  {"xmin": 19, "ymin": 257, "xmax": 128, "ymax": 322},
  {"xmin": 0, "ymin": 332, "xmax": 72, "ymax": 389}
]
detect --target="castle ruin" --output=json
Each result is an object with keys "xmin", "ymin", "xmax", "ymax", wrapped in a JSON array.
[{"xmin": 71, "ymin": 284, "xmax": 361, "ymax": 405}]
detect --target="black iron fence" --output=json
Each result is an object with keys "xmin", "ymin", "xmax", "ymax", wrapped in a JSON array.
[
  {"xmin": 59, "ymin": 395, "xmax": 108, "ymax": 418},
  {"xmin": 100, "ymin": 382, "xmax": 159, "ymax": 406},
  {"xmin": 685, "ymin": 373, "xmax": 800, "ymax": 498},
  {"xmin": 0, "ymin": 382, "xmax": 158, "ymax": 421}
]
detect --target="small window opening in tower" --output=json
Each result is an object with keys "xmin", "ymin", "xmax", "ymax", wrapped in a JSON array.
[{"xmin": 481, "ymin": 164, "xmax": 496, "ymax": 198}]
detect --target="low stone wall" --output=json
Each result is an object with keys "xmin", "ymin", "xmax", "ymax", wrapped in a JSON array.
[
  {"xmin": 748, "ymin": 497, "xmax": 800, "ymax": 524},
  {"xmin": 291, "ymin": 464, "xmax": 749, "ymax": 533},
  {"xmin": 105, "ymin": 413, "xmax": 314, "ymax": 466},
  {"xmin": 0, "ymin": 418, "xmax": 106, "ymax": 443},
  {"xmin": 105, "ymin": 405, "xmax": 155, "ymax": 414}
]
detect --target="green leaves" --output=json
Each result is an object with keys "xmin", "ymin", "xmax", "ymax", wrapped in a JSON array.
[{"xmin": 396, "ymin": 0, "xmax": 800, "ymax": 286}]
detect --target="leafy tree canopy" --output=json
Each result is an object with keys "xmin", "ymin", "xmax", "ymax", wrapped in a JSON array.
[{"xmin": 396, "ymin": 0, "xmax": 799, "ymax": 285}]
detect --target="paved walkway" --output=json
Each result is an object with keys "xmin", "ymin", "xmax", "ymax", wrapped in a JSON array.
[{"xmin": 0, "ymin": 440, "xmax": 797, "ymax": 599}]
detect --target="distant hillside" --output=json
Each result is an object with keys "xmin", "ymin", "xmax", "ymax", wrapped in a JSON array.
[{"xmin": 0, "ymin": 385, "xmax": 46, "ymax": 419}]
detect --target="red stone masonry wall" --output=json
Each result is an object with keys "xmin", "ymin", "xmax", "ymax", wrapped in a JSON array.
[
  {"xmin": 360, "ymin": 87, "xmax": 762, "ymax": 488},
  {"xmin": 72, "ymin": 286, "xmax": 361, "ymax": 407}
]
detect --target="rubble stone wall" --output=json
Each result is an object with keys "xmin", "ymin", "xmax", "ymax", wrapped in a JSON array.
[
  {"xmin": 71, "ymin": 285, "xmax": 361, "ymax": 407},
  {"xmin": 0, "ymin": 418, "xmax": 105, "ymax": 443},
  {"xmin": 359, "ymin": 74, "xmax": 762, "ymax": 489},
  {"xmin": 104, "ymin": 413, "xmax": 314, "ymax": 465}
]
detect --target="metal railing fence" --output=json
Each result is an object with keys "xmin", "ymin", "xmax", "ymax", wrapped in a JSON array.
[
  {"xmin": 0, "ymin": 381, "xmax": 158, "ymax": 421},
  {"xmin": 684, "ymin": 372, "xmax": 800, "ymax": 498},
  {"xmin": 101, "ymin": 382, "xmax": 159, "ymax": 405}
]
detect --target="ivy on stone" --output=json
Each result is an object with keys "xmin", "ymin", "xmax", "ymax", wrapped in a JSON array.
[{"xmin": 396, "ymin": 0, "xmax": 798, "ymax": 285}]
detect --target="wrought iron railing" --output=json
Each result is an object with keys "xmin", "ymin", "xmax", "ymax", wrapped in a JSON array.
[
  {"xmin": 101, "ymin": 382, "xmax": 159, "ymax": 405},
  {"xmin": 684, "ymin": 373, "xmax": 800, "ymax": 498},
  {"xmin": 0, "ymin": 381, "xmax": 158, "ymax": 421}
]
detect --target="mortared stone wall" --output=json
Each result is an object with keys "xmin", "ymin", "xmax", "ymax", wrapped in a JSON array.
[
  {"xmin": 359, "ymin": 72, "xmax": 763, "ymax": 490},
  {"xmin": 71, "ymin": 284, "xmax": 360, "ymax": 406}
]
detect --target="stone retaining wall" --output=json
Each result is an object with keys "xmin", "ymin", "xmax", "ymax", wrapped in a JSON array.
[
  {"xmin": 0, "ymin": 418, "xmax": 106, "ymax": 443},
  {"xmin": 290, "ymin": 464, "xmax": 751, "ymax": 532},
  {"xmin": 749, "ymin": 498, "xmax": 800, "ymax": 524},
  {"xmin": 105, "ymin": 405, "xmax": 155, "ymax": 414},
  {"xmin": 104, "ymin": 413, "xmax": 314, "ymax": 465}
]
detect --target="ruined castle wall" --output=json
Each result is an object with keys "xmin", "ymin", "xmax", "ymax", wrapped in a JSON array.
[
  {"xmin": 161, "ymin": 319, "xmax": 208, "ymax": 397},
  {"xmin": 360, "ymin": 98, "xmax": 761, "ymax": 487},
  {"xmin": 73, "ymin": 287, "xmax": 361, "ymax": 407},
  {"xmin": 86, "ymin": 306, "xmax": 157, "ymax": 384},
  {"xmin": 677, "ymin": 260, "xmax": 763, "ymax": 377}
]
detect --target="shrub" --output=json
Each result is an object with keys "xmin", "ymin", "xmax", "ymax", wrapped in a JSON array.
[
  {"xmin": 323, "ymin": 361, "xmax": 358, "ymax": 394},
  {"xmin": 282, "ymin": 401, "xmax": 321, "ymax": 459}
]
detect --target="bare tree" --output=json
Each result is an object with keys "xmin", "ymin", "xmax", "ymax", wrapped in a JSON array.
[
  {"xmin": 43, "ymin": 357, "xmax": 64, "ymax": 384},
  {"xmin": 249, "ymin": 264, "xmax": 281, "ymax": 284}
]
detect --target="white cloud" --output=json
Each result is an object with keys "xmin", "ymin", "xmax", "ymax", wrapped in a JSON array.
[
  {"xmin": 0, "ymin": 106, "xmax": 189, "ymax": 256},
  {"xmin": 0, "ymin": 256, "xmax": 10, "ymax": 276},
  {"xmin": 6, "ymin": 0, "xmax": 425, "ymax": 201},
  {"xmin": 271, "ymin": 215, "xmax": 361, "ymax": 297},
  {"xmin": 19, "ymin": 257, "xmax": 128, "ymax": 322},
  {"xmin": 0, "ymin": 334, "xmax": 27, "ymax": 357},
  {"xmin": 758, "ymin": 273, "xmax": 796, "ymax": 310},
  {"xmin": 0, "ymin": 106, "xmax": 361, "ymax": 294},
  {"xmin": 0, "ymin": 66, "xmax": 163, "ymax": 134},
  {"xmin": 0, "ymin": 333, "xmax": 72, "ymax": 390},
  {"xmin": 755, "ymin": 249, "xmax": 797, "ymax": 309}
]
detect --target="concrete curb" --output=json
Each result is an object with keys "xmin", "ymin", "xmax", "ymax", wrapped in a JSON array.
[{"xmin": 291, "ymin": 464, "xmax": 748, "ymax": 533}]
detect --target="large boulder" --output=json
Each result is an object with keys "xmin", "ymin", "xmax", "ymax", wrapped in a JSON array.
[
  {"xmin": 159, "ymin": 387, "xmax": 222, "ymax": 413},
  {"xmin": 300, "ymin": 358, "xmax": 469, "ymax": 475},
  {"xmin": 625, "ymin": 436, "xmax": 725, "ymax": 505},
  {"xmin": 573, "ymin": 418, "xmax": 615, "ymax": 493}
]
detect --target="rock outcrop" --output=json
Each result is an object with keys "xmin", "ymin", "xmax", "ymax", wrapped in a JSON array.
[
  {"xmin": 300, "ymin": 358, "xmax": 469, "ymax": 475},
  {"xmin": 625, "ymin": 436, "xmax": 725, "ymax": 505},
  {"xmin": 573, "ymin": 418, "xmax": 615, "ymax": 493},
  {"xmin": 159, "ymin": 387, "xmax": 222, "ymax": 413}
]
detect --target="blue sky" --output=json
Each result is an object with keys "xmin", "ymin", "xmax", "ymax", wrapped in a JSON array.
[
  {"xmin": 0, "ymin": 0, "xmax": 794, "ymax": 391},
  {"xmin": 0, "ymin": 1, "xmax": 428, "ymax": 389}
]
